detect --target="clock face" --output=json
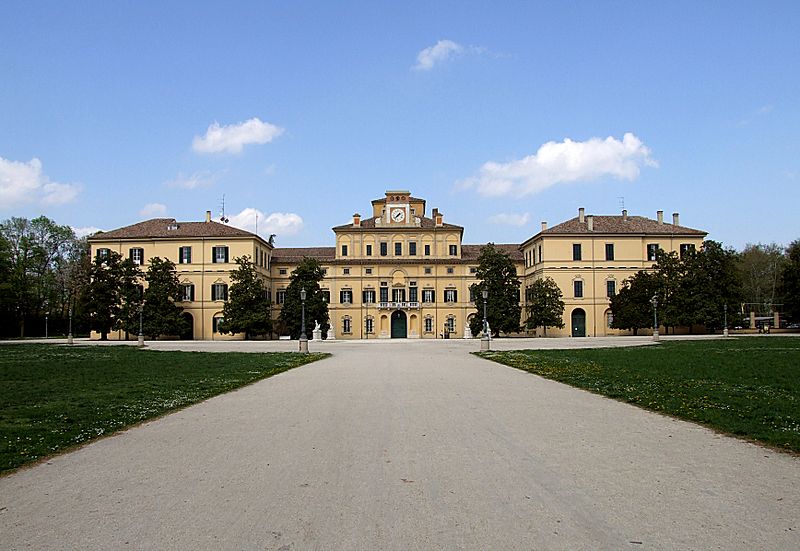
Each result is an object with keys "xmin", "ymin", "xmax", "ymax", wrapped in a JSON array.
[{"xmin": 391, "ymin": 208, "xmax": 405, "ymax": 222}]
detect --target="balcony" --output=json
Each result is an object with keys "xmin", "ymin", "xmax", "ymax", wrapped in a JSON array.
[{"xmin": 377, "ymin": 302, "xmax": 420, "ymax": 310}]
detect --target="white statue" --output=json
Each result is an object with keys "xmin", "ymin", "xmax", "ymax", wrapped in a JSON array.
[
  {"xmin": 312, "ymin": 322, "xmax": 322, "ymax": 341},
  {"xmin": 463, "ymin": 320, "xmax": 472, "ymax": 339}
]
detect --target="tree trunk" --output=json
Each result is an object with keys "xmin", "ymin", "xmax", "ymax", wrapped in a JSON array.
[{"xmin": 100, "ymin": 331, "xmax": 108, "ymax": 341}]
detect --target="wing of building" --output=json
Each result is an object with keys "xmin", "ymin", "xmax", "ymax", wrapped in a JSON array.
[{"xmin": 88, "ymin": 192, "xmax": 706, "ymax": 340}]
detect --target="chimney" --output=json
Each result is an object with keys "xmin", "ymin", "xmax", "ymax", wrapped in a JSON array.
[
  {"xmin": 578, "ymin": 207, "xmax": 585, "ymax": 224},
  {"xmin": 353, "ymin": 213, "xmax": 361, "ymax": 227},
  {"xmin": 587, "ymin": 215, "xmax": 594, "ymax": 232},
  {"xmin": 622, "ymin": 209, "xmax": 628, "ymax": 221},
  {"xmin": 657, "ymin": 210, "xmax": 664, "ymax": 225},
  {"xmin": 672, "ymin": 212, "xmax": 679, "ymax": 226},
  {"xmin": 432, "ymin": 208, "xmax": 439, "ymax": 219},
  {"xmin": 205, "ymin": 210, "xmax": 212, "ymax": 223},
  {"xmin": 435, "ymin": 210, "xmax": 443, "ymax": 227},
  {"xmin": 541, "ymin": 221, "xmax": 547, "ymax": 232}
]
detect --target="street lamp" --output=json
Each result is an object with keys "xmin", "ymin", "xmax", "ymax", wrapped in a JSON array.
[
  {"xmin": 723, "ymin": 304, "xmax": 729, "ymax": 337},
  {"xmin": 44, "ymin": 300, "xmax": 49, "ymax": 339},
  {"xmin": 481, "ymin": 288, "xmax": 490, "ymax": 351},
  {"xmin": 299, "ymin": 287, "xmax": 308, "ymax": 353},
  {"xmin": 67, "ymin": 306, "xmax": 73, "ymax": 345},
  {"xmin": 651, "ymin": 294, "xmax": 659, "ymax": 342},
  {"xmin": 138, "ymin": 302, "xmax": 145, "ymax": 348}
]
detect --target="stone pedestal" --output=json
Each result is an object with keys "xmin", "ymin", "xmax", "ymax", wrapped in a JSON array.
[
  {"xmin": 327, "ymin": 327, "xmax": 335, "ymax": 340},
  {"xmin": 299, "ymin": 337, "xmax": 308, "ymax": 353}
]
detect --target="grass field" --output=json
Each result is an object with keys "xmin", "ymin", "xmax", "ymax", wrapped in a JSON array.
[
  {"xmin": 477, "ymin": 337, "xmax": 800, "ymax": 453},
  {"xmin": 0, "ymin": 344, "xmax": 328, "ymax": 474}
]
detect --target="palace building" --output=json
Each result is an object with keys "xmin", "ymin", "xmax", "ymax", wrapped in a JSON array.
[{"xmin": 87, "ymin": 190, "xmax": 706, "ymax": 340}]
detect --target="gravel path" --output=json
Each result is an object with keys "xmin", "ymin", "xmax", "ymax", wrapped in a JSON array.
[{"xmin": 1, "ymin": 338, "xmax": 798, "ymax": 550}]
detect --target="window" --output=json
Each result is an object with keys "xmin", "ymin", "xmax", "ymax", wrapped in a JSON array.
[
  {"xmin": 449, "ymin": 245, "xmax": 457, "ymax": 256},
  {"xmin": 605, "ymin": 243, "xmax": 615, "ymax": 261},
  {"xmin": 279, "ymin": 268, "xmax": 287, "ymax": 275},
  {"xmin": 365, "ymin": 268, "xmax": 372, "ymax": 274},
  {"xmin": 321, "ymin": 290, "xmax": 330, "ymax": 303},
  {"xmin": 275, "ymin": 290, "xmax": 286, "ymax": 304},
  {"xmin": 424, "ymin": 267, "xmax": 432, "ymax": 274},
  {"xmin": 343, "ymin": 268, "xmax": 350, "ymax": 275},
  {"xmin": 363, "ymin": 289, "xmax": 376, "ymax": 303},
  {"xmin": 342, "ymin": 317, "xmax": 352, "ymax": 334},
  {"xmin": 340, "ymin": 289, "xmax": 352, "ymax": 304},
  {"xmin": 181, "ymin": 284, "xmax": 195, "ymax": 302},
  {"xmin": 380, "ymin": 242, "xmax": 388, "ymax": 256},
  {"xmin": 424, "ymin": 317, "xmax": 433, "ymax": 333},
  {"xmin": 680, "ymin": 243, "xmax": 695, "ymax": 259},
  {"xmin": 392, "ymin": 288, "xmax": 406, "ymax": 302},
  {"xmin": 470, "ymin": 267, "xmax": 477, "ymax": 274},
  {"xmin": 365, "ymin": 317, "xmax": 374, "ymax": 334},
  {"xmin": 212, "ymin": 316, "xmax": 224, "ymax": 333},
  {"xmin": 321, "ymin": 268, "xmax": 328, "ymax": 276},
  {"xmin": 213, "ymin": 246, "xmax": 229, "ymax": 264},
  {"xmin": 573, "ymin": 244, "xmax": 582, "ymax": 261},
  {"xmin": 366, "ymin": 244, "xmax": 372, "ymax": 256},
  {"xmin": 422, "ymin": 289, "xmax": 435, "ymax": 303},
  {"xmin": 380, "ymin": 287, "xmax": 389, "ymax": 302},
  {"xmin": 341, "ymin": 244, "xmax": 348, "ymax": 257},
  {"xmin": 212, "ymin": 283, "xmax": 228, "ymax": 301},
  {"xmin": 129, "ymin": 248, "xmax": 144, "ymax": 265},
  {"xmin": 409, "ymin": 286, "xmax": 418, "ymax": 302},
  {"xmin": 444, "ymin": 289, "xmax": 457, "ymax": 303},
  {"xmin": 446, "ymin": 267, "xmax": 454, "ymax": 274},
  {"xmin": 395, "ymin": 242, "xmax": 402, "ymax": 256},
  {"xmin": 538, "ymin": 245, "xmax": 542, "ymax": 262},
  {"xmin": 177, "ymin": 247, "xmax": 191, "ymax": 264},
  {"xmin": 445, "ymin": 317, "xmax": 455, "ymax": 334},
  {"xmin": 647, "ymin": 243, "xmax": 659, "ymax": 262},
  {"xmin": 424, "ymin": 244, "xmax": 431, "ymax": 256},
  {"xmin": 574, "ymin": 280, "xmax": 583, "ymax": 298},
  {"xmin": 607, "ymin": 312, "xmax": 614, "ymax": 328},
  {"xmin": 409, "ymin": 242, "xmax": 417, "ymax": 256},
  {"xmin": 96, "ymin": 248, "xmax": 109, "ymax": 260},
  {"xmin": 607, "ymin": 280, "xmax": 616, "ymax": 297}
]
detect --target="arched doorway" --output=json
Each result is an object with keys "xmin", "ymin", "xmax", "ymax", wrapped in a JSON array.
[
  {"xmin": 180, "ymin": 312, "xmax": 194, "ymax": 340},
  {"xmin": 571, "ymin": 308, "xmax": 586, "ymax": 337},
  {"xmin": 391, "ymin": 310, "xmax": 407, "ymax": 339}
]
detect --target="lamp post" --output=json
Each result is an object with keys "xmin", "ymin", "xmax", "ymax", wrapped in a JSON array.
[
  {"xmin": 723, "ymin": 304, "xmax": 729, "ymax": 337},
  {"xmin": 299, "ymin": 287, "xmax": 308, "ymax": 353},
  {"xmin": 138, "ymin": 302, "xmax": 145, "ymax": 348},
  {"xmin": 44, "ymin": 301, "xmax": 49, "ymax": 339},
  {"xmin": 651, "ymin": 294, "xmax": 659, "ymax": 342},
  {"xmin": 481, "ymin": 288, "xmax": 490, "ymax": 351},
  {"xmin": 67, "ymin": 306, "xmax": 73, "ymax": 345}
]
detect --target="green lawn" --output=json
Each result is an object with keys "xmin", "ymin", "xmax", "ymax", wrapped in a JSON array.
[
  {"xmin": 0, "ymin": 344, "xmax": 328, "ymax": 474},
  {"xmin": 477, "ymin": 337, "xmax": 800, "ymax": 453}
]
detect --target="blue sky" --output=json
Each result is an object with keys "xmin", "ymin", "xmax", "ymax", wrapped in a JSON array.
[{"xmin": 1, "ymin": 1, "xmax": 798, "ymax": 250}]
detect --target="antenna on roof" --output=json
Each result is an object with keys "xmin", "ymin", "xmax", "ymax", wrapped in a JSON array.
[
  {"xmin": 219, "ymin": 194, "xmax": 229, "ymax": 224},
  {"xmin": 617, "ymin": 196, "xmax": 625, "ymax": 210}
]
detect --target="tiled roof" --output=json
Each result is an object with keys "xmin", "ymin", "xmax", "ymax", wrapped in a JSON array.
[
  {"xmin": 271, "ymin": 247, "xmax": 336, "ymax": 262},
  {"xmin": 542, "ymin": 215, "xmax": 707, "ymax": 236},
  {"xmin": 89, "ymin": 219, "xmax": 261, "ymax": 240},
  {"xmin": 462, "ymin": 244, "xmax": 523, "ymax": 261},
  {"xmin": 332, "ymin": 216, "xmax": 462, "ymax": 231}
]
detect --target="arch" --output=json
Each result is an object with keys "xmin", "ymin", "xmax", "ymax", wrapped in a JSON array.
[
  {"xmin": 571, "ymin": 308, "xmax": 586, "ymax": 337},
  {"xmin": 180, "ymin": 312, "xmax": 194, "ymax": 340},
  {"xmin": 391, "ymin": 310, "xmax": 407, "ymax": 339},
  {"xmin": 603, "ymin": 308, "xmax": 614, "ymax": 335}
]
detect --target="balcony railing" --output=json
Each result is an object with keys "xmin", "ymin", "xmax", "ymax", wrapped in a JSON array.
[{"xmin": 377, "ymin": 302, "xmax": 420, "ymax": 310}]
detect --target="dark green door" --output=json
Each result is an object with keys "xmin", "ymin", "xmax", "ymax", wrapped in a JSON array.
[
  {"xmin": 571, "ymin": 309, "xmax": 586, "ymax": 337},
  {"xmin": 391, "ymin": 310, "xmax": 407, "ymax": 338}
]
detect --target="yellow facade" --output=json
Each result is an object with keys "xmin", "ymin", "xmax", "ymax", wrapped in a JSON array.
[{"xmin": 89, "ymin": 194, "xmax": 706, "ymax": 340}]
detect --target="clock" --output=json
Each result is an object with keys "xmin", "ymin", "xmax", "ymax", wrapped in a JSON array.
[{"xmin": 391, "ymin": 208, "xmax": 405, "ymax": 222}]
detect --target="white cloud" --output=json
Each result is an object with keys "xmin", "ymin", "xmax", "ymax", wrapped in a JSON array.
[
  {"xmin": 192, "ymin": 117, "xmax": 284, "ymax": 154},
  {"xmin": 164, "ymin": 170, "xmax": 218, "ymax": 189},
  {"xmin": 487, "ymin": 212, "xmax": 531, "ymax": 226},
  {"xmin": 139, "ymin": 203, "xmax": 168, "ymax": 217},
  {"xmin": 457, "ymin": 133, "xmax": 657, "ymax": 197},
  {"xmin": 72, "ymin": 226, "xmax": 103, "ymax": 238},
  {"xmin": 0, "ymin": 156, "xmax": 81, "ymax": 208},
  {"xmin": 228, "ymin": 208, "xmax": 304, "ymax": 239},
  {"xmin": 413, "ymin": 39, "xmax": 464, "ymax": 71}
]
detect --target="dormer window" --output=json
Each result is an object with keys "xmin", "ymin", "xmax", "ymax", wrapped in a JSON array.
[{"xmin": 167, "ymin": 223, "xmax": 178, "ymax": 231}]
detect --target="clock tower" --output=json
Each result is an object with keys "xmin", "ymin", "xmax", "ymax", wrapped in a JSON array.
[{"xmin": 384, "ymin": 190, "xmax": 411, "ymax": 225}]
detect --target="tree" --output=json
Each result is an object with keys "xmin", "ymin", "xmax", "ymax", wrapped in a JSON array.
[
  {"xmin": 610, "ymin": 270, "xmax": 660, "ymax": 335},
  {"xmin": 737, "ymin": 243, "xmax": 786, "ymax": 311},
  {"xmin": 782, "ymin": 239, "xmax": 800, "ymax": 322},
  {"xmin": 524, "ymin": 277, "xmax": 565, "ymax": 335},
  {"xmin": 468, "ymin": 243, "xmax": 521, "ymax": 337},
  {"xmin": 80, "ymin": 251, "xmax": 141, "ymax": 340},
  {"xmin": 218, "ymin": 255, "xmax": 272, "ymax": 339},
  {"xmin": 278, "ymin": 257, "xmax": 329, "ymax": 339},
  {"xmin": 139, "ymin": 257, "xmax": 187, "ymax": 339}
]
